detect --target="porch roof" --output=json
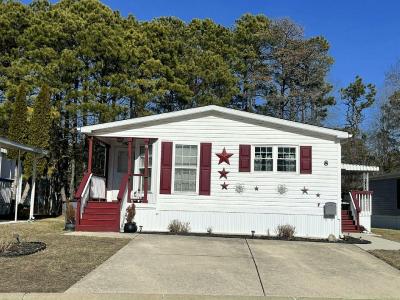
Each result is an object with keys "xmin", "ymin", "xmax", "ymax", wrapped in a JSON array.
[
  {"xmin": 79, "ymin": 105, "xmax": 350, "ymax": 140},
  {"xmin": 341, "ymin": 163, "xmax": 379, "ymax": 172},
  {"xmin": 0, "ymin": 136, "xmax": 48, "ymax": 156}
]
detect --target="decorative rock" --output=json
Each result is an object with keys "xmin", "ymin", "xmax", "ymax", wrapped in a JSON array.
[{"xmin": 328, "ymin": 234, "xmax": 337, "ymax": 242}]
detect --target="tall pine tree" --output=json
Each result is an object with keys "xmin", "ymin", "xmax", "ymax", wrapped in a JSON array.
[
  {"xmin": 7, "ymin": 83, "xmax": 29, "ymax": 158},
  {"xmin": 25, "ymin": 84, "xmax": 52, "ymax": 177}
]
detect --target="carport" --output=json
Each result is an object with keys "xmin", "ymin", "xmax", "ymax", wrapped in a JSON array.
[{"xmin": 0, "ymin": 136, "xmax": 48, "ymax": 221}]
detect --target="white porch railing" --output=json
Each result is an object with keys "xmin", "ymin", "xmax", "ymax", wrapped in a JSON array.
[
  {"xmin": 117, "ymin": 173, "xmax": 131, "ymax": 232},
  {"xmin": 80, "ymin": 173, "xmax": 92, "ymax": 219},
  {"xmin": 90, "ymin": 175, "xmax": 106, "ymax": 199},
  {"xmin": 349, "ymin": 190, "xmax": 373, "ymax": 231}
]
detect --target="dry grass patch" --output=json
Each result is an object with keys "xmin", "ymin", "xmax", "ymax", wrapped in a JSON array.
[
  {"xmin": 369, "ymin": 250, "xmax": 400, "ymax": 270},
  {"xmin": 0, "ymin": 217, "xmax": 130, "ymax": 292},
  {"xmin": 372, "ymin": 228, "xmax": 400, "ymax": 243}
]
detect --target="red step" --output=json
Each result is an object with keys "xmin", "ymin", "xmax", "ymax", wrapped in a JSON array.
[
  {"xmin": 76, "ymin": 201, "xmax": 121, "ymax": 232},
  {"xmin": 76, "ymin": 224, "xmax": 120, "ymax": 232},
  {"xmin": 86, "ymin": 201, "xmax": 120, "ymax": 209},
  {"xmin": 342, "ymin": 220, "xmax": 355, "ymax": 225},
  {"xmin": 80, "ymin": 218, "xmax": 119, "ymax": 226}
]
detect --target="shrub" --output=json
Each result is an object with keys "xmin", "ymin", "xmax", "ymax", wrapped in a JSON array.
[
  {"xmin": 65, "ymin": 201, "xmax": 75, "ymax": 224},
  {"xmin": 126, "ymin": 205, "xmax": 136, "ymax": 223},
  {"xmin": 275, "ymin": 224, "xmax": 296, "ymax": 240},
  {"xmin": 0, "ymin": 240, "xmax": 12, "ymax": 253},
  {"xmin": 168, "ymin": 219, "xmax": 191, "ymax": 234},
  {"xmin": 206, "ymin": 227, "xmax": 213, "ymax": 235}
]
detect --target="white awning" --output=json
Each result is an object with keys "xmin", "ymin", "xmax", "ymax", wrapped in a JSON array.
[{"xmin": 341, "ymin": 164, "xmax": 379, "ymax": 172}]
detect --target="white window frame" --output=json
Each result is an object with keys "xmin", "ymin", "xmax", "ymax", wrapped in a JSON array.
[
  {"xmin": 172, "ymin": 142, "xmax": 200, "ymax": 195},
  {"xmin": 277, "ymin": 146, "xmax": 298, "ymax": 173},
  {"xmin": 253, "ymin": 145, "xmax": 274, "ymax": 172},
  {"xmin": 138, "ymin": 143, "xmax": 153, "ymax": 193},
  {"xmin": 252, "ymin": 145, "xmax": 299, "ymax": 174}
]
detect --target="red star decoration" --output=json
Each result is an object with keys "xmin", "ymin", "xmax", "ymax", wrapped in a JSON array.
[
  {"xmin": 218, "ymin": 168, "xmax": 229, "ymax": 179},
  {"xmin": 216, "ymin": 147, "xmax": 233, "ymax": 165},
  {"xmin": 221, "ymin": 182, "xmax": 229, "ymax": 190}
]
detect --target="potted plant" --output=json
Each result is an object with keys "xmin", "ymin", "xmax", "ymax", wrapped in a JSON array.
[
  {"xmin": 124, "ymin": 204, "xmax": 137, "ymax": 233},
  {"xmin": 65, "ymin": 201, "xmax": 75, "ymax": 231}
]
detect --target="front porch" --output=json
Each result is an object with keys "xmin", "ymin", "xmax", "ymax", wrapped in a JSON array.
[
  {"xmin": 341, "ymin": 164, "xmax": 379, "ymax": 233},
  {"xmin": 75, "ymin": 136, "xmax": 155, "ymax": 232}
]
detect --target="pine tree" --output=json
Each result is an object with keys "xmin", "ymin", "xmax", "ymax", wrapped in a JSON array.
[
  {"xmin": 7, "ymin": 83, "xmax": 29, "ymax": 159},
  {"xmin": 25, "ymin": 84, "xmax": 51, "ymax": 176}
]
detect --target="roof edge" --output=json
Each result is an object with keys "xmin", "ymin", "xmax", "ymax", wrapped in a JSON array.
[{"xmin": 80, "ymin": 105, "xmax": 350, "ymax": 139}]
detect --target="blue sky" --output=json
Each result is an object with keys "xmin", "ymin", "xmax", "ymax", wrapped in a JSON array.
[
  {"xmin": 101, "ymin": 0, "xmax": 400, "ymax": 127},
  {"xmin": 24, "ymin": 0, "xmax": 400, "ymax": 127}
]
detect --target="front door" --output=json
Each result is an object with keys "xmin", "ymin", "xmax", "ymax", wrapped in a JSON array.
[{"xmin": 110, "ymin": 147, "xmax": 128, "ymax": 200}]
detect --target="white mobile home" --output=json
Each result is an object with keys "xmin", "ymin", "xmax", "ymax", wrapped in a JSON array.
[{"xmin": 75, "ymin": 105, "xmax": 371, "ymax": 238}]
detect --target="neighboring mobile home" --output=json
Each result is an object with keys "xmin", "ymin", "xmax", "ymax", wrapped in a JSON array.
[
  {"xmin": 75, "ymin": 105, "xmax": 374, "ymax": 238},
  {"xmin": 370, "ymin": 173, "xmax": 400, "ymax": 229}
]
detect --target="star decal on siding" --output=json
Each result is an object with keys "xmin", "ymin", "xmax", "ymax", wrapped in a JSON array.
[
  {"xmin": 216, "ymin": 147, "xmax": 233, "ymax": 165},
  {"xmin": 218, "ymin": 168, "xmax": 229, "ymax": 179},
  {"xmin": 221, "ymin": 182, "xmax": 229, "ymax": 190},
  {"xmin": 316, "ymin": 193, "xmax": 321, "ymax": 198},
  {"xmin": 301, "ymin": 186, "xmax": 309, "ymax": 194}
]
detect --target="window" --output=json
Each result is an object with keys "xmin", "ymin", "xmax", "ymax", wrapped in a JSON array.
[
  {"xmin": 117, "ymin": 150, "xmax": 128, "ymax": 173},
  {"xmin": 174, "ymin": 144, "xmax": 198, "ymax": 192},
  {"xmin": 277, "ymin": 147, "xmax": 296, "ymax": 172},
  {"xmin": 139, "ymin": 145, "xmax": 152, "ymax": 192},
  {"xmin": 254, "ymin": 146, "xmax": 273, "ymax": 171}
]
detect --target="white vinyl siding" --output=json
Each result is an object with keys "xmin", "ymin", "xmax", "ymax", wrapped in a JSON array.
[{"xmin": 103, "ymin": 114, "xmax": 341, "ymax": 238}]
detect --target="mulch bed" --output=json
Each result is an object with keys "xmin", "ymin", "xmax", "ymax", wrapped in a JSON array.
[
  {"xmin": 138, "ymin": 231, "xmax": 371, "ymax": 244},
  {"xmin": 0, "ymin": 242, "xmax": 46, "ymax": 257}
]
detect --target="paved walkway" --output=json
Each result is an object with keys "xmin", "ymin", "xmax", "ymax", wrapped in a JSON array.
[
  {"xmin": 350, "ymin": 232, "xmax": 400, "ymax": 250},
  {"xmin": 66, "ymin": 234, "xmax": 400, "ymax": 299}
]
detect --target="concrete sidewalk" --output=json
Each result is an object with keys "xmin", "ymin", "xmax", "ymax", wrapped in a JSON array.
[
  {"xmin": 66, "ymin": 234, "xmax": 400, "ymax": 299},
  {"xmin": 349, "ymin": 232, "xmax": 400, "ymax": 250},
  {"xmin": 2, "ymin": 293, "xmax": 399, "ymax": 300}
]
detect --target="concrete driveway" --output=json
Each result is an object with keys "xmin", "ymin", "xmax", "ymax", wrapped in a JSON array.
[{"xmin": 67, "ymin": 234, "xmax": 400, "ymax": 298}]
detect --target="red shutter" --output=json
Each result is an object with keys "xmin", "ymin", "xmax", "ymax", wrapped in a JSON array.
[
  {"xmin": 239, "ymin": 144, "xmax": 251, "ymax": 172},
  {"xmin": 300, "ymin": 146, "xmax": 312, "ymax": 174},
  {"xmin": 160, "ymin": 142, "xmax": 173, "ymax": 194},
  {"xmin": 199, "ymin": 143, "xmax": 212, "ymax": 195}
]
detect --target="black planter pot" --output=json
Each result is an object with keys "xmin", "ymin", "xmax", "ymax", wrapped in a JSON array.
[
  {"xmin": 124, "ymin": 222, "xmax": 137, "ymax": 233},
  {"xmin": 65, "ymin": 222, "xmax": 75, "ymax": 231}
]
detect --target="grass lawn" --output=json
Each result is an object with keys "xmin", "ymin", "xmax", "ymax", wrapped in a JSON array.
[
  {"xmin": 369, "ymin": 228, "xmax": 400, "ymax": 270},
  {"xmin": 369, "ymin": 250, "xmax": 400, "ymax": 270},
  {"xmin": 372, "ymin": 228, "xmax": 400, "ymax": 243},
  {"xmin": 0, "ymin": 217, "xmax": 130, "ymax": 292}
]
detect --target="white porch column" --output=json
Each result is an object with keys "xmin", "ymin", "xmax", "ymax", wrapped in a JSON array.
[
  {"xmin": 362, "ymin": 172, "xmax": 369, "ymax": 191},
  {"xmin": 14, "ymin": 150, "xmax": 22, "ymax": 222},
  {"xmin": 29, "ymin": 156, "xmax": 37, "ymax": 220}
]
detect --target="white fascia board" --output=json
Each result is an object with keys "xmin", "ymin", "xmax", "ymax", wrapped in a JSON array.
[{"xmin": 79, "ymin": 105, "xmax": 350, "ymax": 139}]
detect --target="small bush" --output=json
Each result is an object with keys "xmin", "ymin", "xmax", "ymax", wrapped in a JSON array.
[
  {"xmin": 0, "ymin": 240, "xmax": 12, "ymax": 253},
  {"xmin": 65, "ymin": 201, "xmax": 75, "ymax": 224},
  {"xmin": 275, "ymin": 224, "xmax": 296, "ymax": 240},
  {"xmin": 206, "ymin": 227, "xmax": 213, "ymax": 235},
  {"xmin": 126, "ymin": 204, "xmax": 136, "ymax": 223},
  {"xmin": 168, "ymin": 219, "xmax": 191, "ymax": 234}
]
